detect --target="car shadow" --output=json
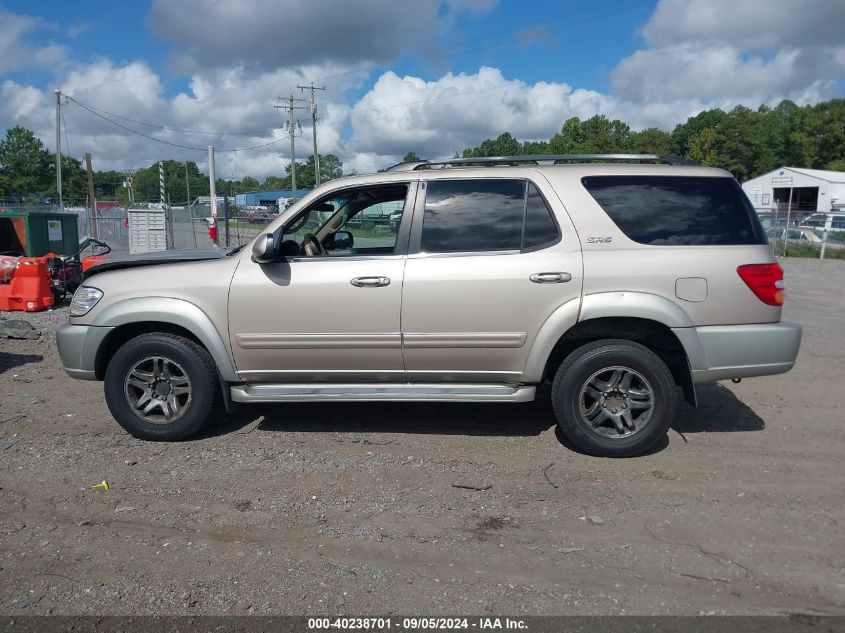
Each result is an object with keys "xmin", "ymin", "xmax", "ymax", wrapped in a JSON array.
[
  {"xmin": 202, "ymin": 382, "xmax": 765, "ymax": 444},
  {"xmin": 204, "ymin": 387, "xmax": 558, "ymax": 440},
  {"xmin": 0, "ymin": 353, "xmax": 44, "ymax": 374},
  {"xmin": 673, "ymin": 382, "xmax": 766, "ymax": 433}
]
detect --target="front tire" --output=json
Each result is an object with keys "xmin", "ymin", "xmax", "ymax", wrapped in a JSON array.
[
  {"xmin": 552, "ymin": 340, "xmax": 676, "ymax": 457},
  {"xmin": 104, "ymin": 333, "xmax": 221, "ymax": 441}
]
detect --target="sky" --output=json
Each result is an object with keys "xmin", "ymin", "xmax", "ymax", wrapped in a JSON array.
[{"xmin": 1, "ymin": 0, "xmax": 843, "ymax": 180}]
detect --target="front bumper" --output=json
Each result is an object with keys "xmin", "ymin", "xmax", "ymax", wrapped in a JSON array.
[
  {"xmin": 673, "ymin": 321, "xmax": 802, "ymax": 383},
  {"xmin": 56, "ymin": 323, "xmax": 114, "ymax": 381}
]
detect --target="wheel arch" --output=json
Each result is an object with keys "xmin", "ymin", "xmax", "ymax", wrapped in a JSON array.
[
  {"xmin": 523, "ymin": 293, "xmax": 697, "ymax": 406},
  {"xmin": 90, "ymin": 297, "xmax": 238, "ymax": 383}
]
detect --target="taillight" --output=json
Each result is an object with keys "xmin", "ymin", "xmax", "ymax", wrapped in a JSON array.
[{"xmin": 737, "ymin": 263, "xmax": 785, "ymax": 306}]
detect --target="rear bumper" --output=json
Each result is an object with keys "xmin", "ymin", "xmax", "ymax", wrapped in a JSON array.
[
  {"xmin": 56, "ymin": 323, "xmax": 114, "ymax": 381},
  {"xmin": 672, "ymin": 321, "xmax": 802, "ymax": 383}
]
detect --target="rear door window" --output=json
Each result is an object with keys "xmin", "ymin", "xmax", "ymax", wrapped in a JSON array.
[
  {"xmin": 421, "ymin": 179, "xmax": 524, "ymax": 252},
  {"xmin": 581, "ymin": 176, "xmax": 766, "ymax": 246},
  {"xmin": 419, "ymin": 179, "xmax": 560, "ymax": 253}
]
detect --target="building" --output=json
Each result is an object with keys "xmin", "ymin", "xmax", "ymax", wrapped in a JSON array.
[
  {"xmin": 234, "ymin": 190, "xmax": 311, "ymax": 207},
  {"xmin": 742, "ymin": 167, "xmax": 845, "ymax": 216}
]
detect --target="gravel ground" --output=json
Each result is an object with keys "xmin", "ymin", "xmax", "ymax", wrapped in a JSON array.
[{"xmin": 0, "ymin": 258, "xmax": 843, "ymax": 616}]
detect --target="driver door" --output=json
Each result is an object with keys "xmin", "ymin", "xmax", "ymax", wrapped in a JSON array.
[{"xmin": 228, "ymin": 180, "xmax": 417, "ymax": 383}]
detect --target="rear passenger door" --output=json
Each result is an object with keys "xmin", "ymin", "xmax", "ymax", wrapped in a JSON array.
[{"xmin": 400, "ymin": 174, "xmax": 582, "ymax": 384}]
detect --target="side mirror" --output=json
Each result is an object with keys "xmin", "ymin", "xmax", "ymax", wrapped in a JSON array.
[
  {"xmin": 252, "ymin": 233, "xmax": 278, "ymax": 263},
  {"xmin": 331, "ymin": 230, "xmax": 354, "ymax": 250}
]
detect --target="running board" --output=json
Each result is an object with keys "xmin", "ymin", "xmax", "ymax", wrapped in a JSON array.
[{"xmin": 230, "ymin": 383, "xmax": 536, "ymax": 403}]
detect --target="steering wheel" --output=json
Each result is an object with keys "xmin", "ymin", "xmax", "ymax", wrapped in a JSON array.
[{"xmin": 302, "ymin": 232, "xmax": 326, "ymax": 256}]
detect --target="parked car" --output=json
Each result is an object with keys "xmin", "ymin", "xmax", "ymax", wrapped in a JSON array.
[
  {"xmin": 766, "ymin": 227, "xmax": 822, "ymax": 243},
  {"xmin": 798, "ymin": 213, "xmax": 845, "ymax": 233},
  {"xmin": 57, "ymin": 154, "xmax": 801, "ymax": 457}
]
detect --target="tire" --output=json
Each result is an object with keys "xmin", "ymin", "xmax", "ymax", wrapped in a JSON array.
[
  {"xmin": 104, "ymin": 333, "xmax": 221, "ymax": 441},
  {"xmin": 551, "ymin": 339, "xmax": 676, "ymax": 457}
]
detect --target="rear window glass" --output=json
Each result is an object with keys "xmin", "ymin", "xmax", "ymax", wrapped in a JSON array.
[{"xmin": 581, "ymin": 176, "xmax": 766, "ymax": 246}]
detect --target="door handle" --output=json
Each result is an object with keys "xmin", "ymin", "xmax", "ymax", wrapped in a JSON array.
[
  {"xmin": 350, "ymin": 276, "xmax": 391, "ymax": 288},
  {"xmin": 530, "ymin": 272, "xmax": 572, "ymax": 284}
]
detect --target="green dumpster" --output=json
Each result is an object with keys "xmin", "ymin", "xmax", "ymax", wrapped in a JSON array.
[{"xmin": 0, "ymin": 211, "xmax": 79, "ymax": 256}]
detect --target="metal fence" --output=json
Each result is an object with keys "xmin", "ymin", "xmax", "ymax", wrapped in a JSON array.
[
  {"xmin": 8, "ymin": 199, "xmax": 841, "ymax": 260},
  {"xmin": 754, "ymin": 208, "xmax": 845, "ymax": 259}
]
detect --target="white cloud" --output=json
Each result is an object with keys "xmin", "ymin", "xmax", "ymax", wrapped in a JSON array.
[
  {"xmin": 612, "ymin": 45, "xmax": 845, "ymax": 105},
  {"xmin": 642, "ymin": 0, "xmax": 845, "ymax": 50},
  {"xmin": 2, "ymin": 1, "xmax": 843, "ymax": 180},
  {"xmin": 148, "ymin": 0, "xmax": 497, "ymax": 72},
  {"xmin": 611, "ymin": 0, "xmax": 845, "ymax": 105},
  {"xmin": 345, "ymin": 67, "xmax": 612, "ymax": 169},
  {"xmin": 0, "ymin": 56, "xmax": 362, "ymax": 178},
  {"xmin": 0, "ymin": 10, "xmax": 68, "ymax": 75}
]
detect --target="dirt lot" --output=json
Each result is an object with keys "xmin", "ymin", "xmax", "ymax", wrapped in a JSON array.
[{"xmin": 0, "ymin": 258, "xmax": 843, "ymax": 616}]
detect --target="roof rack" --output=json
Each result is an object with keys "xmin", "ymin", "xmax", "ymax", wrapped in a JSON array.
[{"xmin": 384, "ymin": 154, "xmax": 697, "ymax": 172}]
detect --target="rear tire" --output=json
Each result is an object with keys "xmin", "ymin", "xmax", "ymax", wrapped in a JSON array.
[
  {"xmin": 104, "ymin": 333, "xmax": 221, "ymax": 441},
  {"xmin": 551, "ymin": 339, "xmax": 675, "ymax": 457}
]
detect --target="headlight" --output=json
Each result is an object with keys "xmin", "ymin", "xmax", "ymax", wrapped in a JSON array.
[{"xmin": 69, "ymin": 286, "xmax": 103, "ymax": 317}]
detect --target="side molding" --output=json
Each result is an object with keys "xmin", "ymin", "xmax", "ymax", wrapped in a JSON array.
[{"xmin": 90, "ymin": 297, "xmax": 239, "ymax": 382}]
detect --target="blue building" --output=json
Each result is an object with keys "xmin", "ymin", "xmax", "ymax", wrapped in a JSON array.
[{"xmin": 234, "ymin": 190, "xmax": 311, "ymax": 207}]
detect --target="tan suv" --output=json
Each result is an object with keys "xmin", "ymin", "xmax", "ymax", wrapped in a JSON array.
[{"xmin": 56, "ymin": 154, "xmax": 802, "ymax": 457}]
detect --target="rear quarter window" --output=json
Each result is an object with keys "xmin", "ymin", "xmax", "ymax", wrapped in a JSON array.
[{"xmin": 581, "ymin": 176, "xmax": 766, "ymax": 246}]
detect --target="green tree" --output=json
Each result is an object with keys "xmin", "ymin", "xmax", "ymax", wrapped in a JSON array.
[
  {"xmin": 276, "ymin": 154, "xmax": 343, "ymax": 189},
  {"xmin": 319, "ymin": 153, "xmax": 343, "ymax": 182},
  {"xmin": 548, "ymin": 115, "xmax": 632, "ymax": 154},
  {"xmin": 60, "ymin": 155, "xmax": 88, "ymax": 202},
  {"xmin": 686, "ymin": 127, "xmax": 719, "ymax": 166},
  {"xmin": 93, "ymin": 170, "xmax": 125, "ymax": 199},
  {"xmin": 402, "ymin": 151, "xmax": 421, "ymax": 162},
  {"xmin": 463, "ymin": 132, "xmax": 523, "ymax": 157},
  {"xmin": 521, "ymin": 140, "xmax": 550, "ymax": 154},
  {"xmin": 240, "ymin": 176, "xmax": 260, "ymax": 190},
  {"xmin": 670, "ymin": 108, "xmax": 728, "ymax": 156},
  {"xmin": 628, "ymin": 128, "xmax": 672, "ymax": 154},
  {"xmin": 263, "ymin": 175, "xmax": 287, "ymax": 189},
  {"xmin": 0, "ymin": 125, "xmax": 53, "ymax": 199}
]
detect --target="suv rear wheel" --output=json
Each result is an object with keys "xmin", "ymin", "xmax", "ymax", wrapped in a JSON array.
[
  {"xmin": 552, "ymin": 340, "xmax": 675, "ymax": 457},
  {"xmin": 104, "ymin": 333, "xmax": 221, "ymax": 441}
]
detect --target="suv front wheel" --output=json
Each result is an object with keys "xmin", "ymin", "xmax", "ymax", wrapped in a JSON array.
[
  {"xmin": 104, "ymin": 333, "xmax": 221, "ymax": 441},
  {"xmin": 552, "ymin": 340, "xmax": 676, "ymax": 457}
]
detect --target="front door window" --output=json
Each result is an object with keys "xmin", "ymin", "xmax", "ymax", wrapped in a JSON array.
[{"xmin": 283, "ymin": 184, "xmax": 409, "ymax": 257}]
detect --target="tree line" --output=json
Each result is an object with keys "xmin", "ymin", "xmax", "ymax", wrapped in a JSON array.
[
  {"xmin": 452, "ymin": 99, "xmax": 845, "ymax": 182},
  {"xmin": 0, "ymin": 124, "xmax": 346, "ymax": 204},
  {"xmin": 2, "ymin": 98, "xmax": 843, "ymax": 203}
]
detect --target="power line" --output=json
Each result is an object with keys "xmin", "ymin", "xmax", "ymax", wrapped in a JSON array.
[
  {"xmin": 60, "ymin": 100, "xmax": 71, "ymax": 158},
  {"xmin": 66, "ymin": 96, "xmax": 291, "ymax": 153},
  {"xmin": 66, "ymin": 96, "xmax": 277, "ymax": 136}
]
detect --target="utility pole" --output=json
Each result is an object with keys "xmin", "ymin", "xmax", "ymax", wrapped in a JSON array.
[
  {"xmin": 298, "ymin": 83, "xmax": 326, "ymax": 186},
  {"xmin": 184, "ymin": 161, "xmax": 191, "ymax": 206},
  {"xmin": 55, "ymin": 90, "xmax": 63, "ymax": 209},
  {"xmin": 275, "ymin": 94, "xmax": 307, "ymax": 202},
  {"xmin": 208, "ymin": 145, "xmax": 218, "ymax": 245},
  {"xmin": 85, "ymin": 153, "xmax": 98, "ymax": 239},
  {"xmin": 124, "ymin": 171, "xmax": 134, "ymax": 205},
  {"xmin": 160, "ymin": 162, "xmax": 172, "ymax": 249}
]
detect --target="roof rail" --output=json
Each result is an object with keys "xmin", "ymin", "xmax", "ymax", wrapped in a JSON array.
[{"xmin": 384, "ymin": 153, "xmax": 697, "ymax": 171}]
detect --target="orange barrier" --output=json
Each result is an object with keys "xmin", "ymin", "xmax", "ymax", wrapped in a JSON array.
[
  {"xmin": 81, "ymin": 255, "xmax": 109, "ymax": 272},
  {"xmin": 0, "ymin": 256, "xmax": 55, "ymax": 312}
]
